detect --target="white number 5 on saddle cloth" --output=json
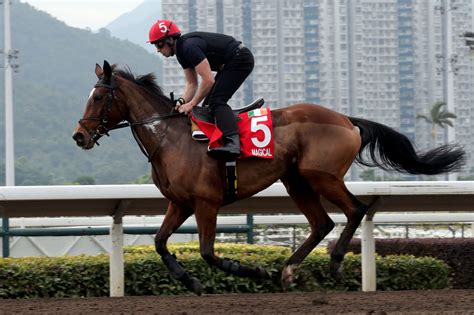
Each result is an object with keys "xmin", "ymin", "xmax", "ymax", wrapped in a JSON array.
[{"xmin": 191, "ymin": 107, "xmax": 274, "ymax": 159}]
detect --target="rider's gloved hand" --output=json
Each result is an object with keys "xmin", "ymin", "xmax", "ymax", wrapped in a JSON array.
[
  {"xmin": 174, "ymin": 97, "xmax": 186, "ymax": 110},
  {"xmin": 178, "ymin": 101, "xmax": 196, "ymax": 116}
]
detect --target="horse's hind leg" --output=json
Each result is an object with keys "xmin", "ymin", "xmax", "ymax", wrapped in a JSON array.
[
  {"xmin": 154, "ymin": 201, "xmax": 202, "ymax": 294},
  {"xmin": 280, "ymin": 174, "xmax": 335, "ymax": 290},
  {"xmin": 314, "ymin": 175, "xmax": 368, "ymax": 279},
  {"xmin": 193, "ymin": 200, "xmax": 270, "ymax": 280}
]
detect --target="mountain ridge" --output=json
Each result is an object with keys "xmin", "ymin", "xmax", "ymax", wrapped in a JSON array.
[
  {"xmin": 0, "ymin": 1, "xmax": 165, "ymax": 185},
  {"xmin": 105, "ymin": 0, "xmax": 161, "ymax": 54}
]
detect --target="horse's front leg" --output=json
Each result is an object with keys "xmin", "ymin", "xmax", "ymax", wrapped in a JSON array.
[
  {"xmin": 194, "ymin": 200, "xmax": 270, "ymax": 280},
  {"xmin": 154, "ymin": 201, "xmax": 202, "ymax": 295}
]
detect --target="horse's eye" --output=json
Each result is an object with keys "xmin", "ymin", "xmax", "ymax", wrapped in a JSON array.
[{"xmin": 94, "ymin": 95, "xmax": 103, "ymax": 101}]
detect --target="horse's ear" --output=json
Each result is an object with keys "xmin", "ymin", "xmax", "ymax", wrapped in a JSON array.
[
  {"xmin": 95, "ymin": 63, "xmax": 103, "ymax": 79},
  {"xmin": 103, "ymin": 60, "xmax": 112, "ymax": 79}
]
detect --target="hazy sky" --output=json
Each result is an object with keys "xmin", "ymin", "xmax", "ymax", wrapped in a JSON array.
[{"xmin": 20, "ymin": 0, "xmax": 145, "ymax": 30}]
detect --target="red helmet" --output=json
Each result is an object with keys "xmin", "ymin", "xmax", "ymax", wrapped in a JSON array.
[{"xmin": 148, "ymin": 19, "xmax": 181, "ymax": 43}]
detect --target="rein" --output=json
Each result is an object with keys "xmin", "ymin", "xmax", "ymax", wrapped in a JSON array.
[
  {"xmin": 106, "ymin": 112, "xmax": 183, "ymax": 132},
  {"xmin": 111, "ymin": 111, "xmax": 183, "ymax": 162},
  {"xmin": 79, "ymin": 77, "xmax": 184, "ymax": 161}
]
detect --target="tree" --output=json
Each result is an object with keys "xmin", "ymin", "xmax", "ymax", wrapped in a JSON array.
[
  {"xmin": 5, "ymin": 156, "xmax": 55, "ymax": 185},
  {"xmin": 130, "ymin": 174, "xmax": 153, "ymax": 184},
  {"xmin": 359, "ymin": 169, "xmax": 382, "ymax": 181},
  {"xmin": 416, "ymin": 101, "xmax": 457, "ymax": 142},
  {"xmin": 73, "ymin": 176, "xmax": 96, "ymax": 185}
]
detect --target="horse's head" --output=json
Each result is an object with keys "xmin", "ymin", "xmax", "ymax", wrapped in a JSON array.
[{"xmin": 73, "ymin": 60, "xmax": 126, "ymax": 149}]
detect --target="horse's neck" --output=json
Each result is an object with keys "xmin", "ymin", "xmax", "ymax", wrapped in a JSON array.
[
  {"xmin": 125, "ymin": 89, "xmax": 172, "ymax": 123},
  {"xmin": 124, "ymin": 89, "xmax": 188, "ymax": 158}
]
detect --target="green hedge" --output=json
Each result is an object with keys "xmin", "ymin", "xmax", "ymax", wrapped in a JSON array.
[
  {"xmin": 329, "ymin": 238, "xmax": 474, "ymax": 289},
  {"xmin": 0, "ymin": 243, "xmax": 450, "ymax": 298}
]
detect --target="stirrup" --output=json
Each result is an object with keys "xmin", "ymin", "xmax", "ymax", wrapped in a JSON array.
[
  {"xmin": 192, "ymin": 130, "xmax": 209, "ymax": 141},
  {"xmin": 191, "ymin": 119, "xmax": 209, "ymax": 141}
]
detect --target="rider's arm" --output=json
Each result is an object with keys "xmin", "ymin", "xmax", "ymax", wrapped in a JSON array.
[
  {"xmin": 182, "ymin": 68, "xmax": 198, "ymax": 103},
  {"xmin": 188, "ymin": 58, "xmax": 215, "ymax": 107}
]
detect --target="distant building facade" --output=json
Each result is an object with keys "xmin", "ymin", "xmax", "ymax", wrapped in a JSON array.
[{"xmin": 161, "ymin": 0, "xmax": 473, "ymax": 178}]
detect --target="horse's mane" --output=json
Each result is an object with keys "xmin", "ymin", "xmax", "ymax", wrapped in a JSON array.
[{"xmin": 112, "ymin": 65, "xmax": 173, "ymax": 109}]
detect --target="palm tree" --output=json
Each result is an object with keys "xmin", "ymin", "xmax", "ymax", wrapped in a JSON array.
[{"xmin": 416, "ymin": 101, "xmax": 457, "ymax": 142}]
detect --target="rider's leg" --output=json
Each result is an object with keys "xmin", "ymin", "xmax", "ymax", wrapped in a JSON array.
[
  {"xmin": 208, "ymin": 100, "xmax": 241, "ymax": 160},
  {"xmin": 207, "ymin": 47, "xmax": 254, "ymax": 161}
]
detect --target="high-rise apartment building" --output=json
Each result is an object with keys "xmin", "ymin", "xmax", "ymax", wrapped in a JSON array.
[
  {"xmin": 162, "ymin": 0, "xmax": 307, "ymax": 108},
  {"xmin": 161, "ymin": 0, "xmax": 249, "ymax": 107},
  {"xmin": 161, "ymin": 0, "xmax": 473, "ymax": 178}
]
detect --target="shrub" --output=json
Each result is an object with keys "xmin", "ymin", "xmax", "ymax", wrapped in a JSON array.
[
  {"xmin": 328, "ymin": 238, "xmax": 473, "ymax": 289},
  {"xmin": 0, "ymin": 256, "xmax": 109, "ymax": 298},
  {"xmin": 0, "ymin": 243, "xmax": 450, "ymax": 298}
]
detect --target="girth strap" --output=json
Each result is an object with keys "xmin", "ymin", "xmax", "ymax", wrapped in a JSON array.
[{"xmin": 223, "ymin": 161, "xmax": 238, "ymax": 205}]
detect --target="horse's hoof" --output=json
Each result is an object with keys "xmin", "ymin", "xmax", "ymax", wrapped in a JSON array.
[
  {"xmin": 190, "ymin": 277, "xmax": 203, "ymax": 296},
  {"xmin": 281, "ymin": 264, "xmax": 297, "ymax": 291},
  {"xmin": 255, "ymin": 266, "xmax": 271, "ymax": 279},
  {"xmin": 183, "ymin": 276, "xmax": 202, "ymax": 296}
]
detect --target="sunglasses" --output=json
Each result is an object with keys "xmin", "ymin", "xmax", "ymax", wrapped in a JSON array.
[{"xmin": 153, "ymin": 40, "xmax": 166, "ymax": 49}]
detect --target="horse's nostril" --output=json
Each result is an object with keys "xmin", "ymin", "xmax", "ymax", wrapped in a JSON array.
[{"xmin": 72, "ymin": 132, "xmax": 84, "ymax": 146}]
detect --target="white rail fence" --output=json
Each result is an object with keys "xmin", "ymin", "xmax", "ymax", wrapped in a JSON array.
[
  {"xmin": 5, "ymin": 213, "xmax": 473, "ymax": 256},
  {"xmin": 1, "ymin": 182, "xmax": 474, "ymax": 296}
]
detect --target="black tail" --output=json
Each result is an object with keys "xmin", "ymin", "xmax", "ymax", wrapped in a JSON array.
[{"xmin": 349, "ymin": 117, "xmax": 465, "ymax": 175}]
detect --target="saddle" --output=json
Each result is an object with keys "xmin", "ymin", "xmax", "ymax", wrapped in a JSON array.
[
  {"xmin": 190, "ymin": 98, "xmax": 266, "ymax": 205},
  {"xmin": 191, "ymin": 98, "xmax": 265, "ymax": 141}
]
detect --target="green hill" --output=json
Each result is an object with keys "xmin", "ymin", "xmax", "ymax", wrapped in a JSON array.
[{"xmin": 0, "ymin": 1, "xmax": 165, "ymax": 185}]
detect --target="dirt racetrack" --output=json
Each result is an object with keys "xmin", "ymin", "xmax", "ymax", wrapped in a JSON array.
[{"xmin": 0, "ymin": 290, "xmax": 473, "ymax": 314}]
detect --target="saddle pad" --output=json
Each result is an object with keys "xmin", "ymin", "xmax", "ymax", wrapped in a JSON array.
[{"xmin": 191, "ymin": 108, "xmax": 274, "ymax": 159}]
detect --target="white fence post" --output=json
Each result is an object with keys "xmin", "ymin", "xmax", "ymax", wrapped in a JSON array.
[
  {"xmin": 361, "ymin": 216, "xmax": 376, "ymax": 291},
  {"xmin": 109, "ymin": 200, "xmax": 129, "ymax": 297},
  {"xmin": 110, "ymin": 221, "xmax": 124, "ymax": 297},
  {"xmin": 361, "ymin": 197, "xmax": 380, "ymax": 292}
]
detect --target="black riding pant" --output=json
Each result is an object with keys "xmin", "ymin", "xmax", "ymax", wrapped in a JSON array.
[{"xmin": 204, "ymin": 46, "xmax": 254, "ymax": 136}]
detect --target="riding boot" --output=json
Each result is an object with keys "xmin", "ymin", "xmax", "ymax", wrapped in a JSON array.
[{"xmin": 207, "ymin": 133, "xmax": 241, "ymax": 161}]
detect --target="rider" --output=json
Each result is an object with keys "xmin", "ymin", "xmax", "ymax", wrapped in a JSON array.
[{"xmin": 148, "ymin": 19, "xmax": 255, "ymax": 161}]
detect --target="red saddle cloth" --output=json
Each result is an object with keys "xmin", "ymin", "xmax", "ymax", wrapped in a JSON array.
[{"xmin": 191, "ymin": 108, "xmax": 274, "ymax": 159}]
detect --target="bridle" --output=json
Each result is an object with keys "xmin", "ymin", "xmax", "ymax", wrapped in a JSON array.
[
  {"xmin": 78, "ymin": 78, "xmax": 119, "ymax": 146},
  {"xmin": 78, "ymin": 75, "xmax": 184, "ymax": 150}
]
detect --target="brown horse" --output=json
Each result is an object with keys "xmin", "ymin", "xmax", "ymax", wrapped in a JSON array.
[{"xmin": 73, "ymin": 61, "xmax": 465, "ymax": 294}]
